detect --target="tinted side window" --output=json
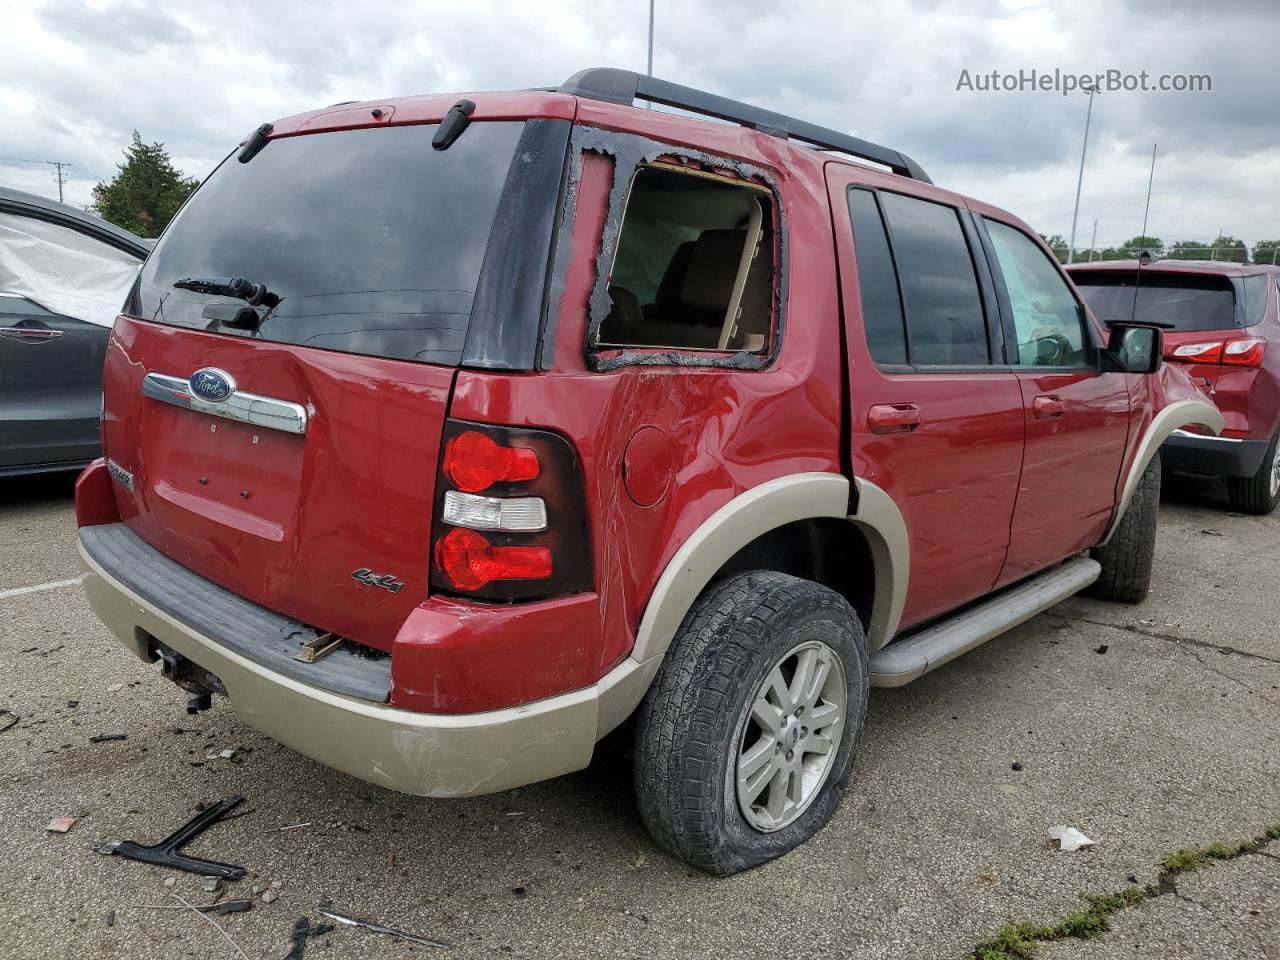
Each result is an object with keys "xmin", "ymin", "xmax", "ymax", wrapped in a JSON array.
[
  {"xmin": 847, "ymin": 189, "xmax": 907, "ymax": 364},
  {"xmin": 1242, "ymin": 274, "xmax": 1269, "ymax": 327},
  {"xmin": 984, "ymin": 219, "xmax": 1089, "ymax": 367},
  {"xmin": 879, "ymin": 192, "xmax": 988, "ymax": 365}
]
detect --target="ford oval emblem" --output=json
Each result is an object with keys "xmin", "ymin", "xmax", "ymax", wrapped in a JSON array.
[{"xmin": 188, "ymin": 368, "xmax": 236, "ymax": 403}]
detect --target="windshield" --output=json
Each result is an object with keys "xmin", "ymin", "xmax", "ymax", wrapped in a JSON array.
[
  {"xmin": 130, "ymin": 121, "xmax": 526, "ymax": 364},
  {"xmin": 1070, "ymin": 270, "xmax": 1239, "ymax": 332}
]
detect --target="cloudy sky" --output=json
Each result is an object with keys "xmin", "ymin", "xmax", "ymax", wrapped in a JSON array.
[{"xmin": 1, "ymin": 0, "xmax": 1276, "ymax": 250}]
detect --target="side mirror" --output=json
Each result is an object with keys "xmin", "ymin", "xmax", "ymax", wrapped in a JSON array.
[{"xmin": 1104, "ymin": 323, "xmax": 1162, "ymax": 374}]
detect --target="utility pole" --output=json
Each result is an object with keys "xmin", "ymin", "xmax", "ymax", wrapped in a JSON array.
[
  {"xmin": 1066, "ymin": 82, "xmax": 1096, "ymax": 264},
  {"xmin": 46, "ymin": 160, "xmax": 69, "ymax": 203},
  {"xmin": 1088, "ymin": 219, "xmax": 1098, "ymax": 262}
]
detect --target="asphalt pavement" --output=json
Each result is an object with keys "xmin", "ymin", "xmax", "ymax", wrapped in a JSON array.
[{"xmin": 0, "ymin": 470, "xmax": 1276, "ymax": 959}]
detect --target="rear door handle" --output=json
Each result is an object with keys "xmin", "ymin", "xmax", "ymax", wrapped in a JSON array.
[
  {"xmin": 0, "ymin": 326, "xmax": 62, "ymax": 343},
  {"xmin": 1032, "ymin": 395, "xmax": 1065, "ymax": 419},
  {"xmin": 868, "ymin": 403, "xmax": 921, "ymax": 434}
]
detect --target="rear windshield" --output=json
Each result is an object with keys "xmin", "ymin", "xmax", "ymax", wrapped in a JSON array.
[
  {"xmin": 1070, "ymin": 270, "xmax": 1239, "ymax": 332},
  {"xmin": 130, "ymin": 122, "xmax": 526, "ymax": 364}
]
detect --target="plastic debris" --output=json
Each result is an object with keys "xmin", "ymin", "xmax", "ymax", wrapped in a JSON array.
[
  {"xmin": 1048, "ymin": 824, "xmax": 1095, "ymax": 851},
  {"xmin": 89, "ymin": 733, "xmax": 128, "ymax": 743},
  {"xmin": 46, "ymin": 816, "xmax": 78, "ymax": 833},
  {"xmin": 0, "ymin": 710, "xmax": 17, "ymax": 734},
  {"xmin": 200, "ymin": 876, "xmax": 221, "ymax": 893},
  {"xmin": 98, "ymin": 795, "xmax": 248, "ymax": 879},
  {"xmin": 283, "ymin": 917, "xmax": 335, "ymax": 960}
]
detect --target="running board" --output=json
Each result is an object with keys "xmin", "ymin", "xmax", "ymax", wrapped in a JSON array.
[{"xmin": 868, "ymin": 556, "xmax": 1101, "ymax": 687}]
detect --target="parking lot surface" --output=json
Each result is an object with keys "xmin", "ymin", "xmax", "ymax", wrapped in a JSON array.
[{"xmin": 1, "ymin": 472, "xmax": 1277, "ymax": 959}]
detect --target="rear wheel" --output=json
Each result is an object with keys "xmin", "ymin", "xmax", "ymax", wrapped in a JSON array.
[
  {"xmin": 632, "ymin": 571, "xmax": 867, "ymax": 875},
  {"xmin": 1088, "ymin": 451, "xmax": 1161, "ymax": 603},
  {"xmin": 1226, "ymin": 429, "xmax": 1280, "ymax": 515}
]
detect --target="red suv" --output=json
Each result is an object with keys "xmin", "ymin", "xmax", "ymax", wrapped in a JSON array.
[
  {"xmin": 1067, "ymin": 260, "xmax": 1280, "ymax": 514},
  {"xmin": 75, "ymin": 69, "xmax": 1220, "ymax": 874}
]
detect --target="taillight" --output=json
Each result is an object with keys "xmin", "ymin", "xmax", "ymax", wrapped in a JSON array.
[
  {"xmin": 444, "ymin": 431, "xmax": 540, "ymax": 492},
  {"xmin": 1222, "ymin": 338, "xmax": 1266, "ymax": 367},
  {"xmin": 1169, "ymin": 341, "xmax": 1224, "ymax": 364},
  {"xmin": 430, "ymin": 419, "xmax": 592, "ymax": 601},
  {"xmin": 434, "ymin": 529, "xmax": 553, "ymax": 591}
]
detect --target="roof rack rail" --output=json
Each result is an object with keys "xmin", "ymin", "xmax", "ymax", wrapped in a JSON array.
[{"xmin": 557, "ymin": 67, "xmax": 931, "ymax": 184}]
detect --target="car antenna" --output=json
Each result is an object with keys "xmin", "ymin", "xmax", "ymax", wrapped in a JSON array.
[
  {"xmin": 1129, "ymin": 142, "xmax": 1158, "ymax": 324},
  {"xmin": 432, "ymin": 99, "xmax": 476, "ymax": 150}
]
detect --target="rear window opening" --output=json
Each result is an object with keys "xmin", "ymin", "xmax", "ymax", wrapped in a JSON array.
[
  {"xmin": 128, "ymin": 120, "xmax": 559, "ymax": 366},
  {"xmin": 599, "ymin": 165, "xmax": 776, "ymax": 354},
  {"xmin": 1070, "ymin": 270, "xmax": 1244, "ymax": 332}
]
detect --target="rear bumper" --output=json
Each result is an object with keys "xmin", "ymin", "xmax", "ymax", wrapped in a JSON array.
[
  {"xmin": 77, "ymin": 524, "xmax": 654, "ymax": 798},
  {"xmin": 1161, "ymin": 430, "xmax": 1269, "ymax": 479}
]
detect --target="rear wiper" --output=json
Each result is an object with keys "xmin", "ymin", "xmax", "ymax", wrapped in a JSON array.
[{"xmin": 174, "ymin": 276, "xmax": 280, "ymax": 308}]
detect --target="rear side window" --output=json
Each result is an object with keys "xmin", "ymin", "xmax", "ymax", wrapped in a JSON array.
[
  {"xmin": 847, "ymin": 189, "xmax": 907, "ymax": 365},
  {"xmin": 984, "ymin": 219, "xmax": 1089, "ymax": 367},
  {"xmin": 600, "ymin": 165, "xmax": 775, "ymax": 353},
  {"xmin": 131, "ymin": 122, "xmax": 529, "ymax": 365},
  {"xmin": 1070, "ymin": 271, "xmax": 1237, "ymax": 332},
  {"xmin": 878, "ymin": 192, "xmax": 989, "ymax": 365},
  {"xmin": 1242, "ymin": 274, "xmax": 1270, "ymax": 327}
]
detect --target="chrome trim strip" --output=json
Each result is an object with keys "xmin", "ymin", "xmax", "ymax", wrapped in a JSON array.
[
  {"xmin": 142, "ymin": 372, "xmax": 308, "ymax": 435},
  {"xmin": 1171, "ymin": 428, "xmax": 1243, "ymax": 444}
]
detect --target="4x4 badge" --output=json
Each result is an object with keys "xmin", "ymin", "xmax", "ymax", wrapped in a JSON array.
[{"xmin": 351, "ymin": 568, "xmax": 404, "ymax": 594}]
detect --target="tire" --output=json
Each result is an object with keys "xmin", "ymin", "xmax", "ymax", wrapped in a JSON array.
[
  {"xmin": 1088, "ymin": 451, "xmax": 1161, "ymax": 603},
  {"xmin": 632, "ymin": 570, "xmax": 868, "ymax": 875},
  {"xmin": 1226, "ymin": 429, "xmax": 1280, "ymax": 515}
]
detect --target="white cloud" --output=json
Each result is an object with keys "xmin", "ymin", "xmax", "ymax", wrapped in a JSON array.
[{"xmin": 0, "ymin": 0, "xmax": 1276, "ymax": 245}]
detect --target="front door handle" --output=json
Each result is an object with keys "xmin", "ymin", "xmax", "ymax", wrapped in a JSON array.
[
  {"xmin": 0, "ymin": 325, "xmax": 62, "ymax": 343},
  {"xmin": 868, "ymin": 403, "xmax": 921, "ymax": 434},
  {"xmin": 1032, "ymin": 395, "xmax": 1065, "ymax": 419}
]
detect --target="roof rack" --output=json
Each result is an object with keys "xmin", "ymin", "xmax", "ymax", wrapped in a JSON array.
[{"xmin": 557, "ymin": 67, "xmax": 931, "ymax": 184}]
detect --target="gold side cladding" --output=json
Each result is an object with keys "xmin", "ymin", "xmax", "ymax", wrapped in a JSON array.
[
  {"xmin": 1101, "ymin": 398, "xmax": 1224, "ymax": 545},
  {"xmin": 78, "ymin": 538, "xmax": 609, "ymax": 798},
  {"xmin": 849, "ymin": 477, "xmax": 910, "ymax": 651}
]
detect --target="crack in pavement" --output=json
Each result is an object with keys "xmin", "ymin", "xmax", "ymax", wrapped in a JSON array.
[{"xmin": 1053, "ymin": 613, "xmax": 1280, "ymax": 667}]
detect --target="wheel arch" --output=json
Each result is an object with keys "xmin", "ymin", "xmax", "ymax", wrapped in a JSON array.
[
  {"xmin": 1101, "ymin": 397, "xmax": 1223, "ymax": 545},
  {"xmin": 630, "ymin": 471, "xmax": 909, "ymax": 662},
  {"xmin": 596, "ymin": 474, "xmax": 909, "ymax": 740}
]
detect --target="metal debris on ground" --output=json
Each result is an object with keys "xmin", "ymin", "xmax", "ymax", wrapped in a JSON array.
[
  {"xmin": 1200, "ymin": 528, "xmax": 1224, "ymax": 537},
  {"xmin": 89, "ymin": 733, "xmax": 128, "ymax": 742},
  {"xmin": 46, "ymin": 815, "xmax": 78, "ymax": 833},
  {"xmin": 96, "ymin": 795, "xmax": 248, "ymax": 879},
  {"xmin": 130, "ymin": 900, "xmax": 253, "ymax": 915},
  {"xmin": 0, "ymin": 710, "xmax": 17, "ymax": 734},
  {"xmin": 1048, "ymin": 824, "xmax": 1095, "ymax": 851},
  {"xmin": 171, "ymin": 893, "xmax": 250, "ymax": 960},
  {"xmin": 261, "ymin": 822, "xmax": 311, "ymax": 834},
  {"xmin": 317, "ymin": 902, "xmax": 450, "ymax": 949},
  {"xmin": 282, "ymin": 916, "xmax": 336, "ymax": 960}
]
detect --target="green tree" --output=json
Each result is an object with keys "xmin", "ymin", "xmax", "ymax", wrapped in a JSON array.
[
  {"xmin": 91, "ymin": 131, "xmax": 197, "ymax": 237},
  {"xmin": 1039, "ymin": 233, "xmax": 1069, "ymax": 263},
  {"xmin": 1167, "ymin": 240, "xmax": 1213, "ymax": 260},
  {"xmin": 1123, "ymin": 235, "xmax": 1163, "ymax": 256},
  {"xmin": 1251, "ymin": 240, "xmax": 1280, "ymax": 266},
  {"xmin": 1208, "ymin": 235, "xmax": 1248, "ymax": 263}
]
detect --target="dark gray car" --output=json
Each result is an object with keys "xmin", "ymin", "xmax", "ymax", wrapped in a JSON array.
[{"xmin": 0, "ymin": 187, "xmax": 149, "ymax": 476}]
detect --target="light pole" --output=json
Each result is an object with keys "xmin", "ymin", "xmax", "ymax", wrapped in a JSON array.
[
  {"xmin": 647, "ymin": 0, "xmax": 654, "ymax": 76},
  {"xmin": 1066, "ymin": 82, "xmax": 1095, "ymax": 265}
]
